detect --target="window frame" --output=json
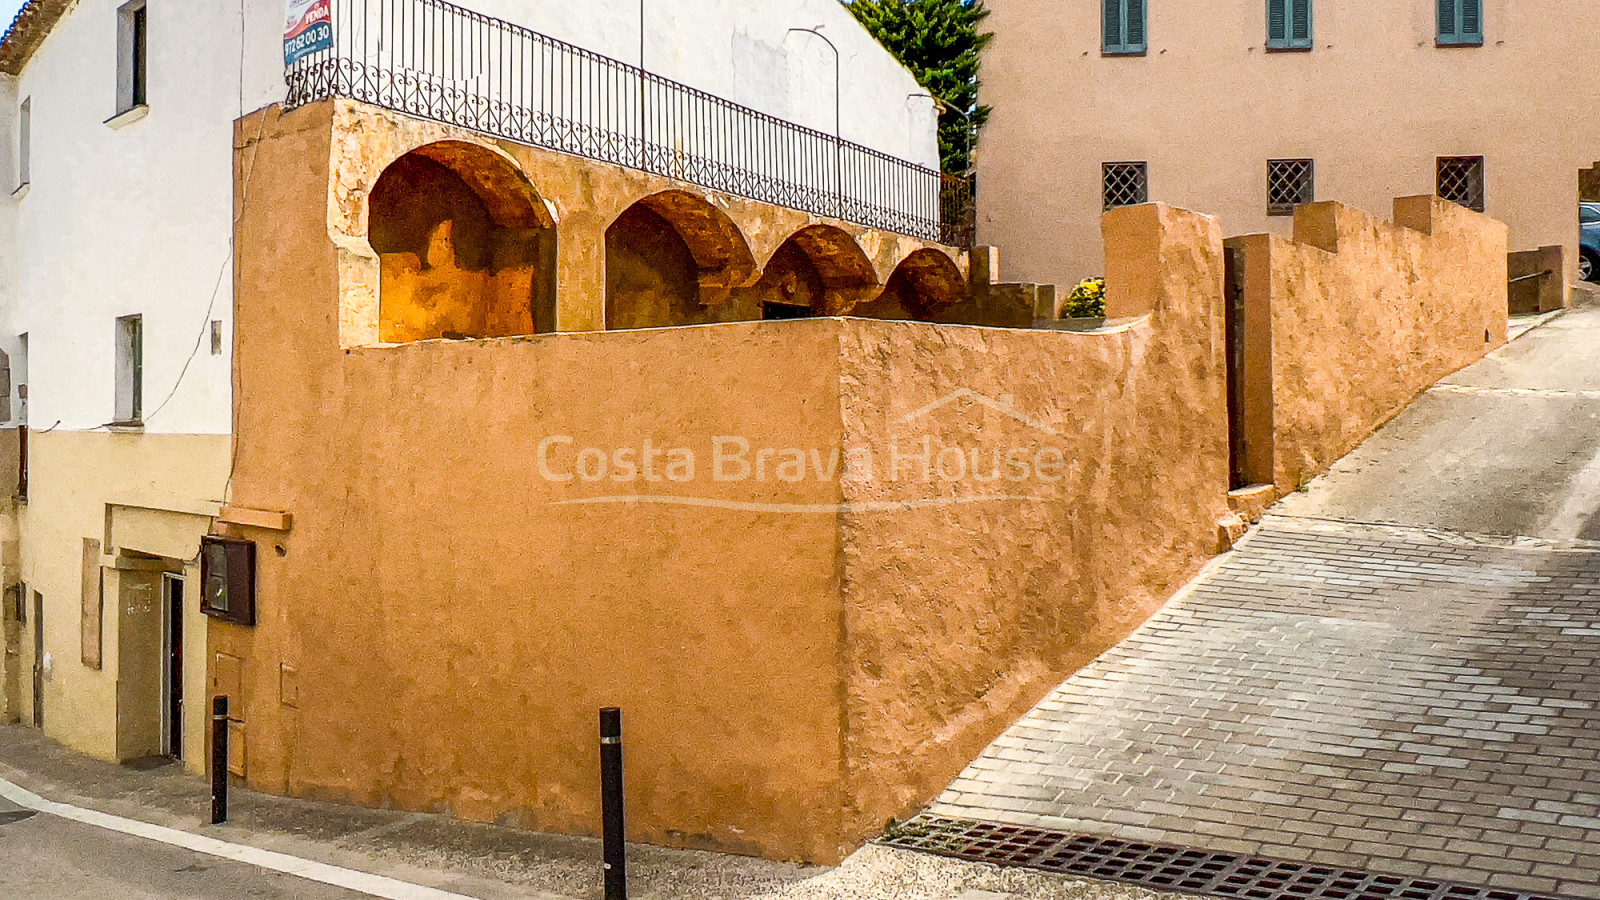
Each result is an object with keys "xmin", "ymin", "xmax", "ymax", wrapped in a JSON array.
[
  {"xmin": 114, "ymin": 314, "xmax": 143, "ymax": 425},
  {"xmin": 1266, "ymin": 0, "xmax": 1314, "ymax": 52},
  {"xmin": 16, "ymin": 97, "xmax": 30, "ymax": 189},
  {"xmin": 1437, "ymin": 0, "xmax": 1483, "ymax": 47},
  {"xmin": 1267, "ymin": 159, "xmax": 1316, "ymax": 216},
  {"xmin": 116, "ymin": 0, "xmax": 149, "ymax": 115},
  {"xmin": 1103, "ymin": 161, "xmax": 1150, "ymax": 211},
  {"xmin": 1102, "ymin": 0, "xmax": 1148, "ymax": 56},
  {"xmin": 1437, "ymin": 156, "xmax": 1487, "ymax": 213}
]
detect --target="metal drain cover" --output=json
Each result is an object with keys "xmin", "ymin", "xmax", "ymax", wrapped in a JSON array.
[{"xmin": 879, "ymin": 816, "xmax": 1577, "ymax": 900}]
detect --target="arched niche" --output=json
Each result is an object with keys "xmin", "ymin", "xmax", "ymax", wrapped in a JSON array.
[
  {"xmin": 744, "ymin": 225, "xmax": 881, "ymax": 319},
  {"xmin": 853, "ymin": 248, "xmax": 969, "ymax": 321},
  {"xmin": 605, "ymin": 191, "xmax": 758, "ymax": 330},
  {"xmin": 369, "ymin": 141, "xmax": 556, "ymax": 342}
]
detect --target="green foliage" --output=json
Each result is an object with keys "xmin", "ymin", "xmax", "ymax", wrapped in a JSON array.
[
  {"xmin": 845, "ymin": 0, "xmax": 993, "ymax": 176},
  {"xmin": 1066, "ymin": 277, "xmax": 1106, "ymax": 319}
]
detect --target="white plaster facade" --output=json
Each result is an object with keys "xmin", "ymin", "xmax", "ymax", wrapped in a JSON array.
[{"xmin": 456, "ymin": 0, "xmax": 939, "ymax": 170}]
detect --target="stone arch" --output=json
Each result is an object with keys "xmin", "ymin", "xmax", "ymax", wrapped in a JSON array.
[
  {"xmin": 369, "ymin": 141, "xmax": 556, "ymax": 343},
  {"xmin": 855, "ymin": 249, "xmax": 969, "ymax": 320},
  {"xmin": 605, "ymin": 191, "xmax": 759, "ymax": 330},
  {"xmin": 746, "ymin": 225, "xmax": 882, "ymax": 319}
]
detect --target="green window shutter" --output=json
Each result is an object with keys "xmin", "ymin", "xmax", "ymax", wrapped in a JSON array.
[
  {"xmin": 1267, "ymin": 0, "xmax": 1288, "ymax": 47},
  {"xmin": 1440, "ymin": 0, "xmax": 1484, "ymax": 45},
  {"xmin": 1126, "ymin": 0, "xmax": 1146, "ymax": 51},
  {"xmin": 1104, "ymin": 0, "xmax": 1146, "ymax": 54},
  {"xmin": 1461, "ymin": 0, "xmax": 1482, "ymax": 41},
  {"xmin": 1290, "ymin": 0, "xmax": 1312, "ymax": 47}
]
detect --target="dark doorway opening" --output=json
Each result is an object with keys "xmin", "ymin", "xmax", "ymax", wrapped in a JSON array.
[
  {"xmin": 30, "ymin": 590, "xmax": 42, "ymax": 728},
  {"xmin": 162, "ymin": 574, "xmax": 183, "ymax": 759},
  {"xmin": 1225, "ymin": 246, "xmax": 1249, "ymax": 490}
]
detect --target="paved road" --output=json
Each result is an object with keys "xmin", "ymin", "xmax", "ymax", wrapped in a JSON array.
[
  {"xmin": 0, "ymin": 796, "xmax": 370, "ymax": 899},
  {"xmin": 1277, "ymin": 305, "xmax": 1600, "ymax": 538},
  {"xmin": 930, "ymin": 306, "xmax": 1600, "ymax": 898}
]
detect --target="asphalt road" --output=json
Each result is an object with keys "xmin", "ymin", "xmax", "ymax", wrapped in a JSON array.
[{"xmin": 0, "ymin": 795, "xmax": 370, "ymax": 899}]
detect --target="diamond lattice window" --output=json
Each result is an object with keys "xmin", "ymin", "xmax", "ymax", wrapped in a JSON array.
[
  {"xmin": 1268, "ymin": 159, "xmax": 1315, "ymax": 216},
  {"xmin": 1103, "ymin": 162, "xmax": 1149, "ymax": 211},
  {"xmin": 1437, "ymin": 156, "xmax": 1485, "ymax": 213}
]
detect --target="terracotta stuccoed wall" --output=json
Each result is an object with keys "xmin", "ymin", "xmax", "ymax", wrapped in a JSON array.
[
  {"xmin": 227, "ymin": 102, "xmax": 852, "ymax": 862},
  {"xmin": 323, "ymin": 99, "xmax": 964, "ymax": 343},
  {"xmin": 1228, "ymin": 196, "xmax": 1508, "ymax": 495},
  {"xmin": 833, "ymin": 204, "xmax": 1231, "ymax": 837},
  {"xmin": 227, "ymin": 98, "xmax": 1238, "ymax": 863}
]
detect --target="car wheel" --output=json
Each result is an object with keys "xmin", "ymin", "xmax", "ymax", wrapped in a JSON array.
[{"xmin": 1582, "ymin": 250, "xmax": 1600, "ymax": 283}]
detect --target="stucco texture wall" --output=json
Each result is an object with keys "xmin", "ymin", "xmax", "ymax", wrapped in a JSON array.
[
  {"xmin": 832, "ymin": 204, "xmax": 1231, "ymax": 839},
  {"xmin": 324, "ymin": 100, "xmax": 963, "ymax": 344},
  {"xmin": 223, "ymin": 99, "xmax": 1234, "ymax": 863},
  {"xmin": 1228, "ymin": 196, "xmax": 1509, "ymax": 495},
  {"xmin": 6, "ymin": 430, "xmax": 225, "ymax": 770},
  {"xmin": 977, "ymin": 0, "xmax": 1599, "ymax": 291}
]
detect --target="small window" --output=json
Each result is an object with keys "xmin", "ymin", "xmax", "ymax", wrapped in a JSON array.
[
  {"xmin": 17, "ymin": 98, "xmax": 30, "ymax": 188},
  {"xmin": 1103, "ymin": 0, "xmax": 1147, "ymax": 55},
  {"xmin": 1267, "ymin": 0, "xmax": 1313, "ymax": 51},
  {"xmin": 200, "ymin": 537, "xmax": 256, "ymax": 626},
  {"xmin": 1268, "ymin": 159, "xmax": 1315, "ymax": 216},
  {"xmin": 1437, "ymin": 0, "xmax": 1483, "ymax": 46},
  {"xmin": 117, "ymin": 1, "xmax": 148, "ymax": 114},
  {"xmin": 762, "ymin": 302, "xmax": 813, "ymax": 321},
  {"xmin": 1103, "ymin": 162, "xmax": 1149, "ymax": 210},
  {"xmin": 1580, "ymin": 204, "xmax": 1600, "ymax": 225},
  {"xmin": 114, "ymin": 315, "xmax": 143, "ymax": 424},
  {"xmin": 1438, "ymin": 156, "xmax": 1486, "ymax": 213}
]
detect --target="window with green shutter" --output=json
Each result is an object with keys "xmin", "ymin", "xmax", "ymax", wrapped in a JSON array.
[
  {"xmin": 1103, "ymin": 0, "xmax": 1147, "ymax": 55},
  {"xmin": 1267, "ymin": 0, "xmax": 1313, "ymax": 51},
  {"xmin": 1437, "ymin": 0, "xmax": 1483, "ymax": 46}
]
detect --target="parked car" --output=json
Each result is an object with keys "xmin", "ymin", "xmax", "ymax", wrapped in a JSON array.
[{"xmin": 1582, "ymin": 202, "xmax": 1600, "ymax": 282}]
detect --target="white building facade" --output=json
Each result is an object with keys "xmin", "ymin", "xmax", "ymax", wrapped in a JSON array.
[{"xmin": 0, "ymin": 0, "xmax": 937, "ymax": 770}]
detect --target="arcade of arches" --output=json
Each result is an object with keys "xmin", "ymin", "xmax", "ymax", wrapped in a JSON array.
[{"xmin": 368, "ymin": 143, "xmax": 977, "ymax": 341}]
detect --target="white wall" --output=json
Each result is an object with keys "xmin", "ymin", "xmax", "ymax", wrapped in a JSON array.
[
  {"xmin": 0, "ymin": 0, "xmax": 286, "ymax": 437},
  {"xmin": 364, "ymin": 0, "xmax": 939, "ymax": 170}
]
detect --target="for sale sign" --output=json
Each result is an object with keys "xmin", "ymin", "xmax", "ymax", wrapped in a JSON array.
[{"xmin": 284, "ymin": 0, "xmax": 332, "ymax": 66}]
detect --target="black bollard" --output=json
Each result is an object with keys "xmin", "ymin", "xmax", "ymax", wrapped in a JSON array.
[
  {"xmin": 600, "ymin": 707, "xmax": 627, "ymax": 900},
  {"xmin": 211, "ymin": 696, "xmax": 229, "ymax": 825}
]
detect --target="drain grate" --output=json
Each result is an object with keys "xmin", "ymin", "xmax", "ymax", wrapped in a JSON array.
[{"xmin": 879, "ymin": 816, "xmax": 1577, "ymax": 900}]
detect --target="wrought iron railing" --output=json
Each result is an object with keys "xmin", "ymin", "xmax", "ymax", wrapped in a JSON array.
[{"xmin": 285, "ymin": 0, "xmax": 972, "ymax": 245}]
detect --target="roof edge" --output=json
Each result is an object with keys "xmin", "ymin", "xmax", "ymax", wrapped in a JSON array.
[{"xmin": 1, "ymin": 0, "xmax": 76, "ymax": 77}]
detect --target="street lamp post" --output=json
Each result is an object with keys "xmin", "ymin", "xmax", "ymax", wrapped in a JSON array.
[
  {"xmin": 787, "ymin": 26, "xmax": 841, "ymax": 216},
  {"xmin": 910, "ymin": 91, "xmax": 975, "ymax": 176}
]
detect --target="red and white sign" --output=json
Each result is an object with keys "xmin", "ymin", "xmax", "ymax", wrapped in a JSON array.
[{"xmin": 284, "ymin": 0, "xmax": 332, "ymax": 66}]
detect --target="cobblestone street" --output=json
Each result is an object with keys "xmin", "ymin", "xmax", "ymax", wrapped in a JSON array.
[{"xmin": 928, "ymin": 308, "xmax": 1600, "ymax": 899}]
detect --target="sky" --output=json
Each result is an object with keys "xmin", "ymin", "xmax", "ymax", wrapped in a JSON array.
[{"xmin": 0, "ymin": 1, "xmax": 25, "ymax": 33}]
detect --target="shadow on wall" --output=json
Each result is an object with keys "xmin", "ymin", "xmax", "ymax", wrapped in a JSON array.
[
  {"xmin": 604, "ymin": 200, "xmax": 971, "ymax": 329},
  {"xmin": 370, "ymin": 141, "xmax": 557, "ymax": 342}
]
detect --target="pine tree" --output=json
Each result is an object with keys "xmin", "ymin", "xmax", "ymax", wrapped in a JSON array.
[{"xmin": 846, "ymin": 0, "xmax": 993, "ymax": 176}]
